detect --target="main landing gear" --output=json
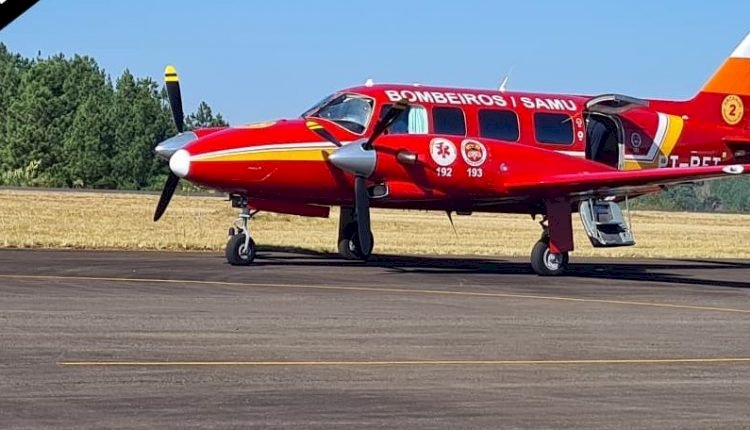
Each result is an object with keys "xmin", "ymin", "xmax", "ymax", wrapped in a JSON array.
[
  {"xmin": 337, "ymin": 206, "xmax": 373, "ymax": 260},
  {"xmin": 530, "ymin": 229, "xmax": 570, "ymax": 276},
  {"xmin": 530, "ymin": 200, "xmax": 574, "ymax": 276},
  {"xmin": 225, "ymin": 195, "xmax": 258, "ymax": 266}
]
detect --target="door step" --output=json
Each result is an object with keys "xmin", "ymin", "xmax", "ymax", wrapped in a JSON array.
[{"xmin": 579, "ymin": 199, "xmax": 635, "ymax": 247}]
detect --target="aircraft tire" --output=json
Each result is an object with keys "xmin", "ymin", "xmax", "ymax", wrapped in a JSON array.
[
  {"xmin": 225, "ymin": 234, "xmax": 256, "ymax": 266},
  {"xmin": 338, "ymin": 224, "xmax": 373, "ymax": 261},
  {"xmin": 530, "ymin": 240, "xmax": 568, "ymax": 276}
]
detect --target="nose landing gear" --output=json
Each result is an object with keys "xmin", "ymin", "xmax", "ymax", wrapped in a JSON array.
[
  {"xmin": 338, "ymin": 224, "xmax": 374, "ymax": 260},
  {"xmin": 337, "ymin": 206, "xmax": 374, "ymax": 261},
  {"xmin": 225, "ymin": 195, "xmax": 258, "ymax": 266}
]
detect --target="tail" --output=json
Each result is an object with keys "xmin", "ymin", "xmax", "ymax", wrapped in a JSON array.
[{"xmin": 694, "ymin": 32, "xmax": 750, "ymax": 128}]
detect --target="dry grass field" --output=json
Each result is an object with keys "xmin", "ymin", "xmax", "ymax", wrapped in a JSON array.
[{"xmin": 1, "ymin": 189, "xmax": 750, "ymax": 259}]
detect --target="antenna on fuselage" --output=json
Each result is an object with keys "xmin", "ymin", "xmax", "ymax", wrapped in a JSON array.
[
  {"xmin": 365, "ymin": 78, "xmax": 374, "ymax": 87},
  {"xmin": 498, "ymin": 68, "xmax": 513, "ymax": 93}
]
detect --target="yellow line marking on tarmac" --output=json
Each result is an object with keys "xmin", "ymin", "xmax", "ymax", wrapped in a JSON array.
[
  {"xmin": 1, "ymin": 274, "xmax": 749, "ymax": 315},
  {"xmin": 59, "ymin": 357, "xmax": 750, "ymax": 367}
]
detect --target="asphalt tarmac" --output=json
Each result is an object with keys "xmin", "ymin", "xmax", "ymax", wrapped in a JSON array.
[{"xmin": 1, "ymin": 248, "xmax": 750, "ymax": 429}]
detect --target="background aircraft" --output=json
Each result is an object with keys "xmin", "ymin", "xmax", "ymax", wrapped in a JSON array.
[{"xmin": 153, "ymin": 33, "xmax": 750, "ymax": 275}]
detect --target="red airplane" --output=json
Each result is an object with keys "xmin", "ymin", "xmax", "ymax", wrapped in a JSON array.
[{"xmin": 153, "ymin": 33, "xmax": 750, "ymax": 276}]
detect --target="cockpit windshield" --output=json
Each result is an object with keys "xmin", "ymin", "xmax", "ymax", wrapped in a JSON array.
[{"xmin": 302, "ymin": 93, "xmax": 374, "ymax": 134}]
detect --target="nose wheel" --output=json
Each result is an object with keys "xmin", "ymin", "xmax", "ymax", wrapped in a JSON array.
[
  {"xmin": 338, "ymin": 223, "xmax": 374, "ymax": 261},
  {"xmin": 226, "ymin": 196, "xmax": 258, "ymax": 266},
  {"xmin": 226, "ymin": 233, "xmax": 256, "ymax": 266}
]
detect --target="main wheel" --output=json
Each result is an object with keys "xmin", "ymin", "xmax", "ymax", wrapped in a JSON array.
[
  {"xmin": 530, "ymin": 240, "xmax": 568, "ymax": 276},
  {"xmin": 337, "ymin": 224, "xmax": 374, "ymax": 261},
  {"xmin": 225, "ymin": 234, "xmax": 256, "ymax": 266}
]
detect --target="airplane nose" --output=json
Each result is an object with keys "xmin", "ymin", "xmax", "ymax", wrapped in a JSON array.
[
  {"xmin": 169, "ymin": 149, "xmax": 191, "ymax": 178},
  {"xmin": 154, "ymin": 131, "xmax": 198, "ymax": 160}
]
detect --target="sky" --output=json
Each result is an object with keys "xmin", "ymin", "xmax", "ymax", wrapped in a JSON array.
[{"xmin": 2, "ymin": 0, "xmax": 750, "ymax": 124}]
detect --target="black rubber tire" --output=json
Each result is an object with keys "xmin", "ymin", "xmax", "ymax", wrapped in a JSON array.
[
  {"xmin": 337, "ymin": 224, "xmax": 374, "ymax": 261},
  {"xmin": 225, "ymin": 234, "xmax": 256, "ymax": 266},
  {"xmin": 530, "ymin": 240, "xmax": 568, "ymax": 276}
]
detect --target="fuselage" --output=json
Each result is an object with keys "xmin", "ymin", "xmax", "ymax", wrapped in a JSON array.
[{"xmin": 173, "ymin": 84, "xmax": 740, "ymax": 214}]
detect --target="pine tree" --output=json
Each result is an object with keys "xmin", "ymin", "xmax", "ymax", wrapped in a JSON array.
[
  {"xmin": 110, "ymin": 71, "xmax": 173, "ymax": 189},
  {"xmin": 186, "ymin": 101, "xmax": 229, "ymax": 129},
  {"xmin": 63, "ymin": 91, "xmax": 115, "ymax": 188},
  {"xmin": 0, "ymin": 44, "xmax": 31, "ymax": 170}
]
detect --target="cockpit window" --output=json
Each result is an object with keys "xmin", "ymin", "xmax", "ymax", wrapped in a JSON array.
[
  {"xmin": 303, "ymin": 93, "xmax": 374, "ymax": 134},
  {"xmin": 300, "ymin": 94, "xmax": 335, "ymax": 118}
]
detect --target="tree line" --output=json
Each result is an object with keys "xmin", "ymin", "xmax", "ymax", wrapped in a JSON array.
[
  {"xmin": 0, "ymin": 43, "xmax": 226, "ymax": 190},
  {"xmin": 1, "ymin": 44, "xmax": 749, "ymax": 211}
]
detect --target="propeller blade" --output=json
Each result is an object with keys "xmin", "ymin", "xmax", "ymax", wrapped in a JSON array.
[
  {"xmin": 364, "ymin": 98, "xmax": 409, "ymax": 150},
  {"xmin": 153, "ymin": 172, "xmax": 180, "ymax": 222},
  {"xmin": 306, "ymin": 120, "xmax": 343, "ymax": 147},
  {"xmin": 354, "ymin": 176, "xmax": 372, "ymax": 256},
  {"xmin": 164, "ymin": 65, "xmax": 185, "ymax": 134}
]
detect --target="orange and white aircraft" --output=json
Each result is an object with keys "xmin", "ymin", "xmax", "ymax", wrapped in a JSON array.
[{"xmin": 154, "ymin": 32, "xmax": 750, "ymax": 275}]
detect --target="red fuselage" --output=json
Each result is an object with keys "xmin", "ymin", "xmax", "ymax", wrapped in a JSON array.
[{"xmin": 175, "ymin": 84, "xmax": 740, "ymax": 216}]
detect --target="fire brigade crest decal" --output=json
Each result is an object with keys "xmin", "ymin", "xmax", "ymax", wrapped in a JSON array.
[
  {"xmin": 460, "ymin": 139, "xmax": 487, "ymax": 167},
  {"xmin": 430, "ymin": 138, "xmax": 457, "ymax": 167}
]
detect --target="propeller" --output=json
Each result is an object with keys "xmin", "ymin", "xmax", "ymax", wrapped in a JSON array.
[
  {"xmin": 153, "ymin": 65, "xmax": 185, "ymax": 222},
  {"xmin": 364, "ymin": 98, "xmax": 409, "ymax": 150},
  {"xmin": 306, "ymin": 99, "xmax": 410, "ymax": 254},
  {"xmin": 354, "ymin": 176, "xmax": 372, "ymax": 255},
  {"xmin": 154, "ymin": 172, "xmax": 180, "ymax": 222},
  {"xmin": 164, "ymin": 65, "xmax": 184, "ymax": 133}
]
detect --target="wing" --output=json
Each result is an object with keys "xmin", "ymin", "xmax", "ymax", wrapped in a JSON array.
[{"xmin": 505, "ymin": 164, "xmax": 749, "ymax": 200}]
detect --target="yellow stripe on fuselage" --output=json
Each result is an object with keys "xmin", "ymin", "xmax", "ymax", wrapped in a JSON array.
[
  {"xmin": 660, "ymin": 115, "xmax": 684, "ymax": 157},
  {"xmin": 193, "ymin": 147, "xmax": 334, "ymax": 163},
  {"xmin": 623, "ymin": 114, "xmax": 684, "ymax": 170}
]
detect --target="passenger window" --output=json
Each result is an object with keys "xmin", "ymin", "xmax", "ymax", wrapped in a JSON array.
[
  {"xmin": 432, "ymin": 107, "xmax": 466, "ymax": 136},
  {"xmin": 380, "ymin": 105, "xmax": 429, "ymax": 135},
  {"xmin": 534, "ymin": 113, "xmax": 574, "ymax": 145},
  {"xmin": 479, "ymin": 109, "xmax": 520, "ymax": 141}
]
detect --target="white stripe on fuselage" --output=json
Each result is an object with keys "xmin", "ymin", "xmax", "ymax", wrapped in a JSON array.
[{"xmin": 192, "ymin": 141, "xmax": 346, "ymax": 160}]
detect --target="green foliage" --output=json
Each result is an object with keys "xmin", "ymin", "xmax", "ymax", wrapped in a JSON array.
[
  {"xmin": 0, "ymin": 43, "xmax": 227, "ymax": 190},
  {"xmin": 0, "ymin": 160, "xmax": 52, "ymax": 187},
  {"xmin": 631, "ymin": 180, "xmax": 745, "ymax": 212},
  {"xmin": 186, "ymin": 101, "xmax": 228, "ymax": 129}
]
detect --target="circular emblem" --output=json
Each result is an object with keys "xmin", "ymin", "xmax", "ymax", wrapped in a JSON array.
[
  {"xmin": 429, "ymin": 138, "xmax": 457, "ymax": 167},
  {"xmin": 460, "ymin": 139, "xmax": 487, "ymax": 167},
  {"xmin": 630, "ymin": 132, "xmax": 642, "ymax": 149},
  {"xmin": 721, "ymin": 95, "xmax": 744, "ymax": 125}
]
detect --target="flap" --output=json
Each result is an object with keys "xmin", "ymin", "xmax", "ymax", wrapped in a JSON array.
[{"xmin": 505, "ymin": 164, "xmax": 748, "ymax": 200}]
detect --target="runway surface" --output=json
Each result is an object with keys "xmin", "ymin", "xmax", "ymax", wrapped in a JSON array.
[{"xmin": 1, "ymin": 248, "xmax": 750, "ymax": 429}]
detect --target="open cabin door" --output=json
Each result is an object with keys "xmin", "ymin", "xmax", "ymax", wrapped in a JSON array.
[
  {"xmin": 578, "ymin": 94, "xmax": 647, "ymax": 248},
  {"xmin": 584, "ymin": 94, "xmax": 649, "ymax": 170}
]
